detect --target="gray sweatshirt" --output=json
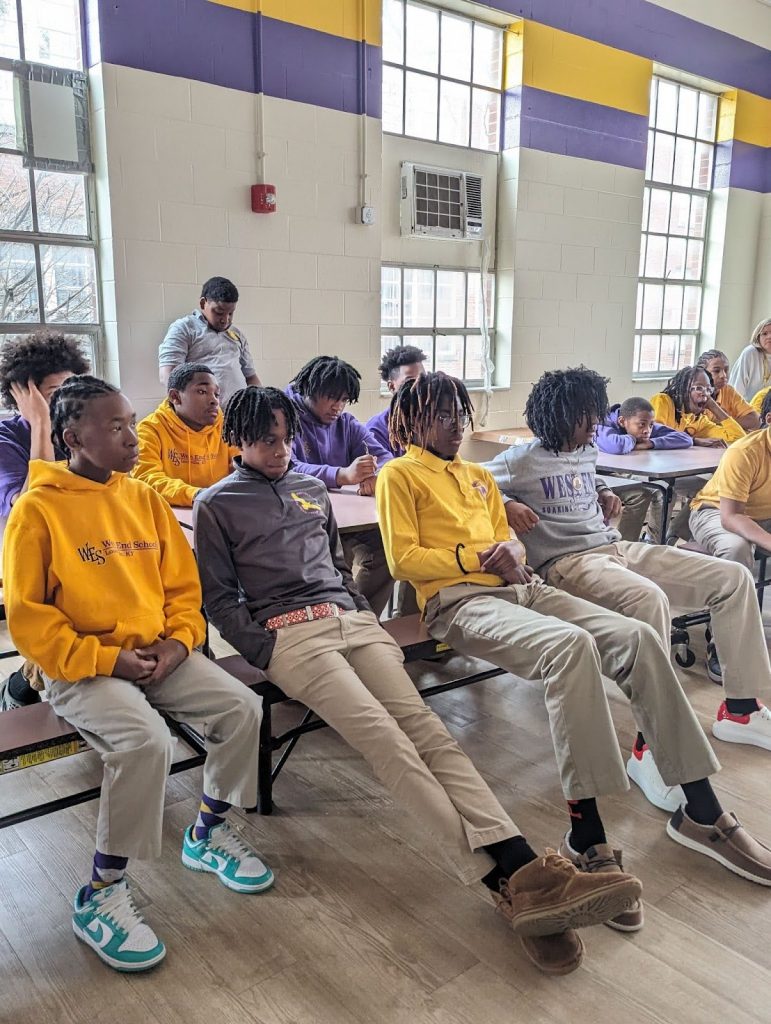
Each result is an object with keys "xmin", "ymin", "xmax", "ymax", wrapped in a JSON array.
[
  {"xmin": 193, "ymin": 460, "xmax": 368, "ymax": 669},
  {"xmin": 485, "ymin": 439, "xmax": 620, "ymax": 574}
]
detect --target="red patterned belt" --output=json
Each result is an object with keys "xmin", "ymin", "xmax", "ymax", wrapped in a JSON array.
[{"xmin": 265, "ymin": 602, "xmax": 343, "ymax": 632}]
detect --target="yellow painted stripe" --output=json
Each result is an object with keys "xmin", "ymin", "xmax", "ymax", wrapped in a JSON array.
[
  {"xmin": 716, "ymin": 91, "xmax": 737, "ymax": 144},
  {"xmin": 733, "ymin": 90, "xmax": 771, "ymax": 148},
  {"xmin": 518, "ymin": 21, "xmax": 652, "ymax": 117},
  {"xmin": 504, "ymin": 23, "xmax": 524, "ymax": 90},
  {"xmin": 207, "ymin": 0, "xmax": 381, "ymax": 46}
]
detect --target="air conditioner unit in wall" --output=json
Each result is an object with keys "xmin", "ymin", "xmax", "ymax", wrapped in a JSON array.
[{"xmin": 400, "ymin": 162, "xmax": 483, "ymax": 240}]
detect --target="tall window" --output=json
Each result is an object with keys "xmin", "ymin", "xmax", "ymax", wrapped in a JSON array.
[
  {"xmin": 382, "ymin": 0, "xmax": 503, "ymax": 152},
  {"xmin": 633, "ymin": 77, "xmax": 718, "ymax": 376},
  {"xmin": 0, "ymin": 0, "xmax": 99, "ymax": 371},
  {"xmin": 381, "ymin": 265, "xmax": 494, "ymax": 385}
]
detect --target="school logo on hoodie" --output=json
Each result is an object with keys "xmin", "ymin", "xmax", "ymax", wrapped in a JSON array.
[
  {"xmin": 77, "ymin": 538, "xmax": 160, "ymax": 563},
  {"xmin": 290, "ymin": 491, "xmax": 324, "ymax": 514}
]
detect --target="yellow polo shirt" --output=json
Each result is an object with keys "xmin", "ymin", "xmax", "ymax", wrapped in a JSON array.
[
  {"xmin": 713, "ymin": 384, "xmax": 755, "ymax": 422},
  {"xmin": 692, "ymin": 429, "xmax": 771, "ymax": 519},
  {"xmin": 650, "ymin": 393, "xmax": 745, "ymax": 444},
  {"xmin": 750, "ymin": 387, "xmax": 770, "ymax": 416},
  {"xmin": 376, "ymin": 444, "xmax": 508, "ymax": 610}
]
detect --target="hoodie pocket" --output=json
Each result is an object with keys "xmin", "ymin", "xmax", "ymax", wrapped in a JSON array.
[{"xmin": 97, "ymin": 613, "xmax": 163, "ymax": 649}]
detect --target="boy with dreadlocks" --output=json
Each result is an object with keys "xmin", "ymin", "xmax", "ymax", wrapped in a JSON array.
[
  {"xmin": 378, "ymin": 370, "xmax": 771, "ymax": 901},
  {"xmin": 195, "ymin": 385, "xmax": 642, "ymax": 977},
  {"xmin": 482, "ymin": 368, "xmax": 771, "ymax": 859},
  {"xmin": 3, "ymin": 375, "xmax": 271, "ymax": 973},
  {"xmin": 134, "ymin": 362, "xmax": 238, "ymax": 506},
  {"xmin": 287, "ymin": 355, "xmax": 395, "ymax": 615},
  {"xmin": 696, "ymin": 350, "xmax": 760, "ymax": 432}
]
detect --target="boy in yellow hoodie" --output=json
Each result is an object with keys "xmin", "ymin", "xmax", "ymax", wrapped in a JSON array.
[
  {"xmin": 134, "ymin": 362, "xmax": 238, "ymax": 506},
  {"xmin": 3, "ymin": 376, "xmax": 271, "ymax": 973}
]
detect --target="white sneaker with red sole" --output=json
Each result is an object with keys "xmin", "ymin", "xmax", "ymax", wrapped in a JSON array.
[
  {"xmin": 626, "ymin": 743, "xmax": 684, "ymax": 813},
  {"xmin": 712, "ymin": 702, "xmax": 771, "ymax": 751}
]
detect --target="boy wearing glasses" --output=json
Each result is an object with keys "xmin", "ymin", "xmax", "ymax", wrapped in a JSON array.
[{"xmin": 650, "ymin": 366, "xmax": 746, "ymax": 447}]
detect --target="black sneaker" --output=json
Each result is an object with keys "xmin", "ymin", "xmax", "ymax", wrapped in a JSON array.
[
  {"xmin": 0, "ymin": 669, "xmax": 42, "ymax": 711},
  {"xmin": 706, "ymin": 643, "xmax": 723, "ymax": 685}
]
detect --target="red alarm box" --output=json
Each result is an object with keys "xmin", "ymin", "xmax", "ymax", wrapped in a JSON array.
[{"xmin": 251, "ymin": 183, "xmax": 277, "ymax": 213}]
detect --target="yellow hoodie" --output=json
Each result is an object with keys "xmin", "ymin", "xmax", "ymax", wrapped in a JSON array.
[
  {"xmin": 3, "ymin": 461, "xmax": 205, "ymax": 683},
  {"xmin": 134, "ymin": 400, "xmax": 238, "ymax": 507}
]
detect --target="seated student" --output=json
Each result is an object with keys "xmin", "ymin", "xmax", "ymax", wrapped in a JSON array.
[
  {"xmin": 485, "ymin": 367, "xmax": 771, "ymax": 777},
  {"xmin": 134, "ymin": 362, "xmax": 237, "ymax": 507},
  {"xmin": 3, "ymin": 376, "xmax": 271, "ymax": 973},
  {"xmin": 0, "ymin": 331, "xmax": 89, "ymax": 711},
  {"xmin": 194, "ymin": 385, "xmax": 641, "ymax": 977},
  {"xmin": 377, "ymin": 372, "xmax": 771, "ymax": 903},
  {"xmin": 287, "ymin": 356, "xmax": 394, "ymax": 615},
  {"xmin": 158, "ymin": 277, "xmax": 261, "ymax": 406},
  {"xmin": 728, "ymin": 317, "xmax": 771, "ymax": 401},
  {"xmin": 650, "ymin": 365, "xmax": 745, "ymax": 447},
  {"xmin": 595, "ymin": 396, "xmax": 692, "ymax": 542},
  {"xmin": 366, "ymin": 344, "xmax": 427, "ymax": 456},
  {"xmin": 696, "ymin": 350, "xmax": 761, "ymax": 432}
]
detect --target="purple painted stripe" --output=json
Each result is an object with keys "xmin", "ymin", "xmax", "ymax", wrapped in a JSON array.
[
  {"xmin": 505, "ymin": 86, "xmax": 648, "ymax": 169},
  {"xmin": 91, "ymin": 0, "xmax": 380, "ymax": 117},
  {"xmin": 489, "ymin": 0, "xmax": 771, "ymax": 100},
  {"xmin": 715, "ymin": 139, "xmax": 771, "ymax": 192}
]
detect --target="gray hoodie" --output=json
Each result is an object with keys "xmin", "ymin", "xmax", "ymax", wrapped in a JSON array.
[
  {"xmin": 194, "ymin": 460, "xmax": 368, "ymax": 669},
  {"xmin": 485, "ymin": 439, "xmax": 620, "ymax": 574}
]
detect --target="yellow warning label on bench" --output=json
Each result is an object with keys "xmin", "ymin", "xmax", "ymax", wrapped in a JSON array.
[{"xmin": 0, "ymin": 739, "xmax": 87, "ymax": 775}]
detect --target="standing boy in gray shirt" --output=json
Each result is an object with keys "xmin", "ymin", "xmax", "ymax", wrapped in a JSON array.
[{"xmin": 159, "ymin": 277, "xmax": 261, "ymax": 405}]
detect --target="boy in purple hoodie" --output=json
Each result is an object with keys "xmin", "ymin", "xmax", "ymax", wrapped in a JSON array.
[
  {"xmin": 596, "ymin": 397, "xmax": 693, "ymax": 455},
  {"xmin": 366, "ymin": 344, "xmax": 427, "ymax": 456},
  {"xmin": 286, "ymin": 356, "xmax": 394, "ymax": 614},
  {"xmin": 0, "ymin": 331, "xmax": 89, "ymax": 711},
  {"xmin": 596, "ymin": 397, "xmax": 692, "ymax": 542}
]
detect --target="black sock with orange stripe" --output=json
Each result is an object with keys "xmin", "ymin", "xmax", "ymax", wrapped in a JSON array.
[{"xmin": 567, "ymin": 799, "xmax": 606, "ymax": 854}]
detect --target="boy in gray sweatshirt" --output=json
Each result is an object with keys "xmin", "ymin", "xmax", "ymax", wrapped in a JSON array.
[{"xmin": 486, "ymin": 367, "xmax": 771, "ymax": 809}]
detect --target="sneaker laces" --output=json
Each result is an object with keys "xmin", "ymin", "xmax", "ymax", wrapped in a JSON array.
[
  {"xmin": 94, "ymin": 885, "xmax": 145, "ymax": 934},
  {"xmin": 209, "ymin": 823, "xmax": 256, "ymax": 862}
]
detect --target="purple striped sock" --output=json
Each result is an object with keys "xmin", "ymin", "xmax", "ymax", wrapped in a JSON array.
[
  {"xmin": 193, "ymin": 793, "xmax": 230, "ymax": 841},
  {"xmin": 85, "ymin": 851, "xmax": 128, "ymax": 901}
]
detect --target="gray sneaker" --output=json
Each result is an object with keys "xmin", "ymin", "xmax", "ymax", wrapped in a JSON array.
[
  {"xmin": 0, "ymin": 669, "xmax": 41, "ymax": 712},
  {"xmin": 667, "ymin": 807, "xmax": 771, "ymax": 885}
]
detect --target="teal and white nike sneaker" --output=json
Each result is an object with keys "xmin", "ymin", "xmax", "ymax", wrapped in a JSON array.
[
  {"xmin": 182, "ymin": 822, "xmax": 274, "ymax": 893},
  {"xmin": 72, "ymin": 880, "xmax": 166, "ymax": 972}
]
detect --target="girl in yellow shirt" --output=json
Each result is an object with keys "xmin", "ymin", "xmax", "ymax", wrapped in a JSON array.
[
  {"xmin": 695, "ymin": 350, "xmax": 760, "ymax": 432},
  {"xmin": 650, "ymin": 365, "xmax": 745, "ymax": 447}
]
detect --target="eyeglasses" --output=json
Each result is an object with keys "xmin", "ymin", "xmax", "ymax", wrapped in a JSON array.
[
  {"xmin": 437, "ymin": 413, "xmax": 470, "ymax": 430},
  {"xmin": 689, "ymin": 385, "xmax": 714, "ymax": 396}
]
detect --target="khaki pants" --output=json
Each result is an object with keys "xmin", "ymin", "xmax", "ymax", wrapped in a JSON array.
[
  {"xmin": 616, "ymin": 484, "xmax": 663, "ymax": 542},
  {"xmin": 546, "ymin": 542, "xmax": 770, "ymax": 701},
  {"xmin": 690, "ymin": 505, "xmax": 771, "ymax": 573},
  {"xmin": 425, "ymin": 581, "xmax": 718, "ymax": 799},
  {"xmin": 341, "ymin": 529, "xmax": 395, "ymax": 617},
  {"xmin": 45, "ymin": 652, "xmax": 263, "ymax": 861},
  {"xmin": 266, "ymin": 610, "xmax": 518, "ymax": 885}
]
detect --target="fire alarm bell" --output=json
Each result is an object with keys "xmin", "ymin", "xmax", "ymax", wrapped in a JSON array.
[{"xmin": 251, "ymin": 184, "xmax": 277, "ymax": 213}]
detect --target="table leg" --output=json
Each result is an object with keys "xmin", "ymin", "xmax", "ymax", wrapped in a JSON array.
[{"xmin": 659, "ymin": 480, "xmax": 674, "ymax": 544}]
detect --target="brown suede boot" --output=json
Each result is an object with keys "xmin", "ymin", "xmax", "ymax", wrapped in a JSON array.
[{"xmin": 496, "ymin": 849, "xmax": 642, "ymax": 937}]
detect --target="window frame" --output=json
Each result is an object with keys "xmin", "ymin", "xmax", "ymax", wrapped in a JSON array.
[
  {"xmin": 382, "ymin": 0, "xmax": 503, "ymax": 152},
  {"xmin": 0, "ymin": 1, "xmax": 100, "ymax": 372},
  {"xmin": 380, "ymin": 262, "xmax": 495, "ymax": 387},
  {"xmin": 633, "ymin": 76, "xmax": 719, "ymax": 378}
]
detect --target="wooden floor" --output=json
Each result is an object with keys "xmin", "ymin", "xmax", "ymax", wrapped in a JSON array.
[{"xmin": 2, "ymin": 619, "xmax": 771, "ymax": 1024}]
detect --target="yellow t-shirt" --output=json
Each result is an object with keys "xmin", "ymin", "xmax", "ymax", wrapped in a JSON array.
[
  {"xmin": 649, "ymin": 392, "xmax": 745, "ymax": 444},
  {"xmin": 750, "ymin": 387, "xmax": 770, "ymax": 416},
  {"xmin": 692, "ymin": 429, "xmax": 771, "ymax": 519},
  {"xmin": 713, "ymin": 384, "xmax": 755, "ymax": 422}
]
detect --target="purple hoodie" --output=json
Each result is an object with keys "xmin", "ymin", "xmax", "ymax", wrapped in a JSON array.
[
  {"xmin": 286, "ymin": 385, "xmax": 393, "ymax": 489},
  {"xmin": 365, "ymin": 407, "xmax": 403, "ymax": 458},
  {"xmin": 0, "ymin": 414, "xmax": 67, "ymax": 517},
  {"xmin": 595, "ymin": 404, "xmax": 693, "ymax": 455}
]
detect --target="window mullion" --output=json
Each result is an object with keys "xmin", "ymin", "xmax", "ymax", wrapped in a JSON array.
[{"xmin": 15, "ymin": 0, "xmax": 25, "ymax": 61}]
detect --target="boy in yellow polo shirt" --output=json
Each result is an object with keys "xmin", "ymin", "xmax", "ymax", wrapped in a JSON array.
[
  {"xmin": 134, "ymin": 362, "xmax": 238, "ymax": 507},
  {"xmin": 650, "ymin": 365, "xmax": 745, "ymax": 446},
  {"xmin": 696, "ymin": 350, "xmax": 760, "ymax": 432},
  {"xmin": 377, "ymin": 372, "xmax": 771, "ymax": 905}
]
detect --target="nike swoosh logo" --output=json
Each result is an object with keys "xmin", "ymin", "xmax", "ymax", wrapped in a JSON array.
[
  {"xmin": 203, "ymin": 851, "xmax": 229, "ymax": 872},
  {"xmin": 87, "ymin": 920, "xmax": 115, "ymax": 948}
]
